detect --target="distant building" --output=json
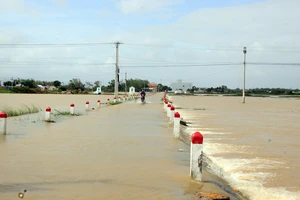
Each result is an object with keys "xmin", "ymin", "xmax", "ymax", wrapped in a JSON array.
[
  {"xmin": 147, "ymin": 83, "xmax": 158, "ymax": 92},
  {"xmin": 129, "ymin": 86, "xmax": 135, "ymax": 94},
  {"xmin": 38, "ymin": 85, "xmax": 57, "ymax": 91},
  {"xmin": 170, "ymin": 80, "xmax": 192, "ymax": 92},
  {"xmin": 37, "ymin": 85, "xmax": 46, "ymax": 90}
]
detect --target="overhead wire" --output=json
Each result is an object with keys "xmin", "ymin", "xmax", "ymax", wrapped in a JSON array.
[{"xmin": 0, "ymin": 42, "xmax": 300, "ymax": 52}]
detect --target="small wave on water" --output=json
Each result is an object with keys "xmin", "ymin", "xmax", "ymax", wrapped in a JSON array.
[
  {"xmin": 180, "ymin": 109, "xmax": 300, "ymax": 200},
  {"xmin": 203, "ymin": 143, "xmax": 300, "ymax": 200}
]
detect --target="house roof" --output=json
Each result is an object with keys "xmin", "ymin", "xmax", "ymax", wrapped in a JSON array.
[{"xmin": 148, "ymin": 83, "xmax": 158, "ymax": 87}]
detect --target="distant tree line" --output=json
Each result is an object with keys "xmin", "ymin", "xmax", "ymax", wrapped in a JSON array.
[
  {"xmin": 1, "ymin": 78, "xmax": 170, "ymax": 94},
  {"xmin": 189, "ymin": 85, "xmax": 300, "ymax": 95}
]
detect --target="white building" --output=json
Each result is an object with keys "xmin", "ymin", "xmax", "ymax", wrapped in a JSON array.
[
  {"xmin": 170, "ymin": 80, "xmax": 192, "ymax": 92},
  {"xmin": 129, "ymin": 86, "xmax": 135, "ymax": 94}
]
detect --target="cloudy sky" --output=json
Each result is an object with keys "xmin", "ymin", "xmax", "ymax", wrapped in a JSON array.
[{"xmin": 0, "ymin": 0, "xmax": 300, "ymax": 88}]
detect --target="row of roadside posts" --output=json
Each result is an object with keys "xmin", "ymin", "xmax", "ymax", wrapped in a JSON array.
[
  {"xmin": 163, "ymin": 93, "xmax": 204, "ymax": 182},
  {"xmin": 0, "ymin": 95, "xmax": 139, "ymax": 134}
]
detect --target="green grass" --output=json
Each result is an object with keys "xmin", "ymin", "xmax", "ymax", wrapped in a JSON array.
[
  {"xmin": 1, "ymin": 105, "xmax": 41, "ymax": 117},
  {"xmin": 193, "ymin": 108, "xmax": 206, "ymax": 110},
  {"xmin": 175, "ymin": 107, "xmax": 183, "ymax": 109},
  {"xmin": 53, "ymin": 109, "xmax": 71, "ymax": 116},
  {"xmin": 0, "ymin": 88, "xmax": 12, "ymax": 93},
  {"xmin": 53, "ymin": 109, "xmax": 81, "ymax": 116},
  {"xmin": 109, "ymin": 101, "xmax": 123, "ymax": 106},
  {"xmin": 180, "ymin": 120, "xmax": 190, "ymax": 126}
]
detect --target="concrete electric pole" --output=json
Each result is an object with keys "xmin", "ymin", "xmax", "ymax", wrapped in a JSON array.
[
  {"xmin": 125, "ymin": 72, "xmax": 127, "ymax": 96},
  {"xmin": 114, "ymin": 42, "xmax": 123, "ymax": 98},
  {"xmin": 242, "ymin": 47, "xmax": 247, "ymax": 103}
]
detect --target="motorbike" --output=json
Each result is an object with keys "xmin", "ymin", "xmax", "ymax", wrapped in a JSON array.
[{"xmin": 141, "ymin": 94, "xmax": 145, "ymax": 103}]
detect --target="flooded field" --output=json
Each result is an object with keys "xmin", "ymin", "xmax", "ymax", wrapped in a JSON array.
[
  {"xmin": 0, "ymin": 93, "xmax": 238, "ymax": 200},
  {"xmin": 170, "ymin": 95, "xmax": 300, "ymax": 200}
]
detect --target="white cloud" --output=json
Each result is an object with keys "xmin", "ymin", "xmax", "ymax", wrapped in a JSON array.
[
  {"xmin": 97, "ymin": 9, "xmax": 114, "ymax": 17},
  {"xmin": 114, "ymin": 0, "xmax": 300, "ymax": 87},
  {"xmin": 1, "ymin": 0, "xmax": 300, "ymax": 88},
  {"xmin": 117, "ymin": 0, "xmax": 183, "ymax": 14},
  {"xmin": 0, "ymin": 0, "xmax": 25, "ymax": 11},
  {"xmin": 49, "ymin": 0, "xmax": 66, "ymax": 7}
]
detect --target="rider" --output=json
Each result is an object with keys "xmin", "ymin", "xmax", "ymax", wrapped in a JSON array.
[{"xmin": 140, "ymin": 89, "xmax": 146, "ymax": 98}]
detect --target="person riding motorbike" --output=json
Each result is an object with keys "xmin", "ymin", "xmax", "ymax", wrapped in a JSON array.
[{"xmin": 140, "ymin": 90, "xmax": 146, "ymax": 101}]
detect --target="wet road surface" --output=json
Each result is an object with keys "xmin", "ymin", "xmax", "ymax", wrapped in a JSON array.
[{"xmin": 0, "ymin": 94, "xmax": 198, "ymax": 200}]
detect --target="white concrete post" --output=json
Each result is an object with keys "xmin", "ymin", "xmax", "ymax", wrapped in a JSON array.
[
  {"xmin": 97, "ymin": 100, "xmax": 101, "ymax": 108},
  {"xmin": 45, "ymin": 107, "xmax": 51, "ymax": 121},
  {"xmin": 119, "ymin": 97, "xmax": 121, "ymax": 102},
  {"xmin": 85, "ymin": 101, "xmax": 89, "ymax": 111},
  {"xmin": 167, "ymin": 104, "xmax": 171, "ymax": 117},
  {"xmin": 123, "ymin": 96, "xmax": 126, "ymax": 101},
  {"xmin": 0, "ymin": 111, "xmax": 7, "ymax": 135},
  {"xmin": 107, "ymin": 98, "xmax": 110, "ymax": 105},
  {"xmin": 70, "ymin": 103, "xmax": 75, "ymax": 115},
  {"xmin": 164, "ymin": 101, "xmax": 168, "ymax": 112},
  {"xmin": 170, "ymin": 106, "xmax": 175, "ymax": 123},
  {"xmin": 173, "ymin": 112, "xmax": 180, "ymax": 138},
  {"xmin": 114, "ymin": 97, "xmax": 116, "ymax": 103},
  {"xmin": 190, "ymin": 131, "xmax": 204, "ymax": 181}
]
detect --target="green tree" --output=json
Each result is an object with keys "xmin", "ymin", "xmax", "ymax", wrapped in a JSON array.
[
  {"xmin": 126, "ymin": 79, "xmax": 149, "ymax": 91},
  {"xmin": 59, "ymin": 85, "xmax": 67, "ymax": 91},
  {"xmin": 53, "ymin": 80, "xmax": 61, "ymax": 87},
  {"xmin": 12, "ymin": 79, "xmax": 21, "ymax": 86},
  {"xmin": 3, "ymin": 81, "xmax": 12, "ymax": 86},
  {"xmin": 21, "ymin": 79, "xmax": 37, "ymax": 88},
  {"xmin": 94, "ymin": 81, "xmax": 100, "ymax": 87},
  {"xmin": 68, "ymin": 78, "xmax": 85, "ymax": 91}
]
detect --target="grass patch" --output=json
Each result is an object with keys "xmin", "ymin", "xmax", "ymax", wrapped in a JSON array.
[
  {"xmin": 53, "ymin": 109, "xmax": 81, "ymax": 116},
  {"xmin": 1, "ymin": 105, "xmax": 41, "ymax": 117},
  {"xmin": 180, "ymin": 120, "xmax": 188, "ymax": 126},
  {"xmin": 175, "ymin": 107, "xmax": 183, "ymax": 109},
  {"xmin": 109, "ymin": 101, "xmax": 123, "ymax": 106},
  {"xmin": 54, "ymin": 109, "xmax": 71, "ymax": 116},
  {"xmin": 44, "ymin": 119, "xmax": 56, "ymax": 123},
  {"xmin": 0, "ymin": 88, "xmax": 12, "ymax": 93},
  {"xmin": 193, "ymin": 108, "xmax": 206, "ymax": 110}
]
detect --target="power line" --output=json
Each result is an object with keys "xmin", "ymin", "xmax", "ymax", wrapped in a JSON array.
[
  {"xmin": 2, "ymin": 59, "xmax": 300, "ymax": 69},
  {"xmin": 0, "ymin": 74, "xmax": 115, "ymax": 79},
  {"xmin": 0, "ymin": 61, "xmax": 115, "ymax": 65},
  {"xmin": 0, "ymin": 42, "xmax": 111, "ymax": 48},
  {"xmin": 0, "ymin": 63, "xmax": 241, "ymax": 69},
  {"xmin": 0, "ymin": 55, "xmax": 113, "ymax": 60},
  {"xmin": 248, "ymin": 62, "xmax": 300, "ymax": 66},
  {"xmin": 3, "ymin": 62, "xmax": 300, "ymax": 69},
  {"xmin": 120, "ymin": 63, "xmax": 242, "ymax": 68},
  {"xmin": 124, "ymin": 43, "xmax": 300, "ymax": 52},
  {"xmin": 1, "ymin": 42, "xmax": 300, "ymax": 52}
]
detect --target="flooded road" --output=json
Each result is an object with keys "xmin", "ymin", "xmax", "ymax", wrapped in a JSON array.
[
  {"xmin": 170, "ymin": 95, "xmax": 300, "ymax": 200},
  {"xmin": 0, "ymin": 94, "xmax": 200, "ymax": 200}
]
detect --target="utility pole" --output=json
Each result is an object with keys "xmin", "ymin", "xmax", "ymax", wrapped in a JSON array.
[
  {"xmin": 114, "ymin": 41, "xmax": 123, "ymax": 98},
  {"xmin": 125, "ymin": 72, "xmax": 127, "ymax": 96},
  {"xmin": 242, "ymin": 47, "xmax": 247, "ymax": 103}
]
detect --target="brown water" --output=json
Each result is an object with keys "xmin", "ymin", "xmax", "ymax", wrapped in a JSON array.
[
  {"xmin": 169, "ymin": 95, "xmax": 300, "ymax": 200},
  {"xmin": 0, "ymin": 94, "xmax": 238, "ymax": 200}
]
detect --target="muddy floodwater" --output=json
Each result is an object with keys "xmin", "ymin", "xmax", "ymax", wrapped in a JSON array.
[
  {"xmin": 0, "ymin": 94, "xmax": 233, "ymax": 200},
  {"xmin": 169, "ymin": 95, "xmax": 300, "ymax": 200}
]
